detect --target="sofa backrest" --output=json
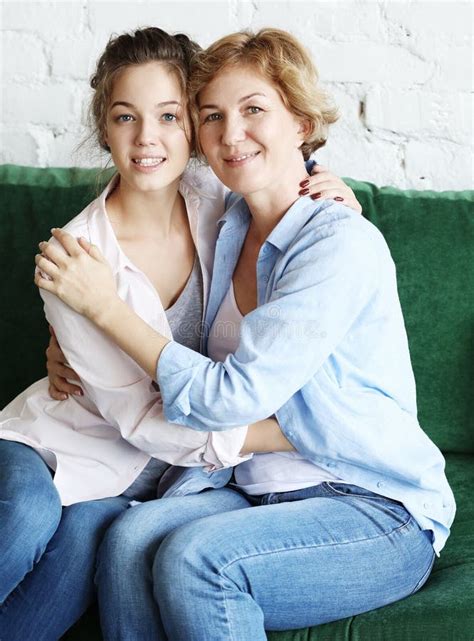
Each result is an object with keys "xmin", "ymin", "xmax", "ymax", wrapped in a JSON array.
[{"xmin": 1, "ymin": 165, "xmax": 473, "ymax": 454}]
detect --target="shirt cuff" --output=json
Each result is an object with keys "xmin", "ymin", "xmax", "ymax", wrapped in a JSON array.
[
  {"xmin": 203, "ymin": 426, "xmax": 253, "ymax": 470},
  {"xmin": 157, "ymin": 340, "xmax": 210, "ymax": 421}
]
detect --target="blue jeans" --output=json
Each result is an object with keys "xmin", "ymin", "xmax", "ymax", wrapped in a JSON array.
[
  {"xmin": 0, "ymin": 440, "xmax": 129, "ymax": 641},
  {"xmin": 95, "ymin": 488, "xmax": 250, "ymax": 640},
  {"xmin": 97, "ymin": 482, "xmax": 435, "ymax": 641}
]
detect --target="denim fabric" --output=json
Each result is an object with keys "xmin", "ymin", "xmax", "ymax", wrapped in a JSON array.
[
  {"xmin": 95, "ymin": 482, "xmax": 434, "ymax": 641},
  {"xmin": 95, "ymin": 488, "xmax": 250, "ymax": 641},
  {"xmin": 153, "ymin": 482, "xmax": 435, "ymax": 641},
  {"xmin": 0, "ymin": 440, "xmax": 129, "ymax": 641}
]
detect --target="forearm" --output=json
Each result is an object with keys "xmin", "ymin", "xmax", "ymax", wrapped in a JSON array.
[
  {"xmin": 93, "ymin": 297, "xmax": 169, "ymax": 380},
  {"xmin": 241, "ymin": 417, "xmax": 295, "ymax": 455}
]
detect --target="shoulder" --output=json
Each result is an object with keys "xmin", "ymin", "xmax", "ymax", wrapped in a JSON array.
[
  {"xmin": 277, "ymin": 200, "xmax": 394, "ymax": 296},
  {"xmin": 297, "ymin": 200, "xmax": 390, "ymax": 264},
  {"xmin": 59, "ymin": 175, "xmax": 117, "ymax": 239},
  {"xmin": 46, "ymin": 192, "xmax": 105, "ymax": 254}
]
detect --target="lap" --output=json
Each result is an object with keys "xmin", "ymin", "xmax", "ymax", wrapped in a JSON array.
[
  {"xmin": 155, "ymin": 483, "xmax": 435, "ymax": 629},
  {"xmin": 101, "ymin": 487, "xmax": 250, "ymax": 555}
]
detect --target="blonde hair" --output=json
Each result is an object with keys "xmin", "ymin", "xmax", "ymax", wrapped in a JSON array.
[{"xmin": 189, "ymin": 28, "xmax": 338, "ymax": 159}]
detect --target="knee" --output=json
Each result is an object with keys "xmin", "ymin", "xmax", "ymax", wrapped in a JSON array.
[
  {"xmin": 153, "ymin": 520, "xmax": 218, "ymax": 596},
  {"xmin": 2, "ymin": 479, "xmax": 61, "ymax": 548},
  {"xmin": 96, "ymin": 507, "xmax": 159, "ymax": 579}
]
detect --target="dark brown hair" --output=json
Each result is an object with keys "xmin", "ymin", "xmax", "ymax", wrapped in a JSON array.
[{"xmin": 90, "ymin": 27, "xmax": 200, "ymax": 151}]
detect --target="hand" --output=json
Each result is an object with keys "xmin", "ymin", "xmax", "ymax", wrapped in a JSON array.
[
  {"xmin": 46, "ymin": 326, "xmax": 83, "ymax": 400},
  {"xmin": 34, "ymin": 229, "xmax": 119, "ymax": 321},
  {"xmin": 299, "ymin": 164, "xmax": 363, "ymax": 214}
]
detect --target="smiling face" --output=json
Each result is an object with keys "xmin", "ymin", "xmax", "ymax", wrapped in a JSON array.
[
  {"xmin": 197, "ymin": 65, "xmax": 307, "ymax": 198},
  {"xmin": 105, "ymin": 61, "xmax": 191, "ymax": 194}
]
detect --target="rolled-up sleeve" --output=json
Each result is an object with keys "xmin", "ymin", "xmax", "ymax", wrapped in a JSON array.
[{"xmin": 158, "ymin": 225, "xmax": 380, "ymax": 431}]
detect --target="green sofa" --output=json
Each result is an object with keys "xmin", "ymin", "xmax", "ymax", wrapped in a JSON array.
[{"xmin": 1, "ymin": 164, "xmax": 473, "ymax": 641}]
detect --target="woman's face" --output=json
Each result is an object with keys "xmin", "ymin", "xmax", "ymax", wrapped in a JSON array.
[
  {"xmin": 198, "ymin": 65, "xmax": 306, "ymax": 197},
  {"xmin": 105, "ymin": 62, "xmax": 191, "ymax": 194}
]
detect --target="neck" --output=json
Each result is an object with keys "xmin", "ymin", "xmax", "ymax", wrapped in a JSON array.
[
  {"xmin": 107, "ymin": 176, "xmax": 184, "ymax": 239},
  {"xmin": 243, "ymin": 154, "xmax": 308, "ymax": 244}
]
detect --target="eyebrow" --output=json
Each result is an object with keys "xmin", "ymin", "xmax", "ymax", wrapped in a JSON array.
[
  {"xmin": 110, "ymin": 100, "xmax": 181, "ymax": 109},
  {"xmin": 199, "ymin": 92, "xmax": 267, "ymax": 111}
]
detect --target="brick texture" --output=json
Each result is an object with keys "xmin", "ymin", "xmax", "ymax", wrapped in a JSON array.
[{"xmin": 1, "ymin": 0, "xmax": 472, "ymax": 189}]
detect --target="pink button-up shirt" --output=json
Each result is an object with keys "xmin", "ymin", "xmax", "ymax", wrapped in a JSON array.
[{"xmin": 0, "ymin": 168, "xmax": 249, "ymax": 505}]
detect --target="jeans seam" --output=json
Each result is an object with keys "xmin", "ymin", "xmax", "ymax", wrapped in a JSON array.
[
  {"xmin": 219, "ymin": 515, "xmax": 415, "ymax": 577},
  {"xmin": 409, "ymin": 550, "xmax": 435, "ymax": 595},
  {"xmin": 221, "ymin": 575, "xmax": 237, "ymax": 641}
]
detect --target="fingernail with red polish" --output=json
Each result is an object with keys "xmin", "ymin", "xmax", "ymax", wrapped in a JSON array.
[
  {"xmin": 299, "ymin": 188, "xmax": 310, "ymax": 196},
  {"xmin": 310, "ymin": 192, "xmax": 322, "ymax": 200},
  {"xmin": 299, "ymin": 179, "xmax": 310, "ymax": 188},
  {"xmin": 334, "ymin": 196, "xmax": 344, "ymax": 202}
]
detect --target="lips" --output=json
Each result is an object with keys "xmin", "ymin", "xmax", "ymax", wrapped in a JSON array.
[
  {"xmin": 132, "ymin": 157, "xmax": 166, "ymax": 167},
  {"xmin": 223, "ymin": 151, "xmax": 260, "ymax": 164}
]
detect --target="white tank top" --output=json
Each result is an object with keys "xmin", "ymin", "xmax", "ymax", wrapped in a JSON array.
[{"xmin": 207, "ymin": 280, "xmax": 341, "ymax": 495}]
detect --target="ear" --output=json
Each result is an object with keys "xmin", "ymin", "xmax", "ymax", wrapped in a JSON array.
[
  {"xmin": 297, "ymin": 118, "xmax": 311, "ymax": 139},
  {"xmin": 294, "ymin": 117, "xmax": 311, "ymax": 150}
]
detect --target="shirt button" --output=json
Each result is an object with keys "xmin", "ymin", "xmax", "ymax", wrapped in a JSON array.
[
  {"xmin": 327, "ymin": 461, "xmax": 336, "ymax": 468},
  {"xmin": 423, "ymin": 502, "xmax": 431, "ymax": 509},
  {"xmin": 377, "ymin": 481, "xmax": 385, "ymax": 488},
  {"xmin": 286, "ymin": 430, "xmax": 294, "ymax": 438}
]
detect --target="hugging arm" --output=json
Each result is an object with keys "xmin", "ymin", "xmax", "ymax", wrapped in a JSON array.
[
  {"xmin": 36, "ymin": 222, "xmax": 377, "ymax": 432},
  {"xmin": 36, "ymin": 237, "xmax": 254, "ymax": 468},
  {"xmin": 45, "ymin": 321, "xmax": 294, "ymax": 460}
]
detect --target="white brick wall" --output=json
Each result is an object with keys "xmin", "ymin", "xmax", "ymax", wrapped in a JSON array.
[{"xmin": 1, "ymin": 0, "xmax": 472, "ymax": 190}]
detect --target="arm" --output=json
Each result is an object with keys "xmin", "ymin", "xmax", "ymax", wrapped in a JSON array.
[
  {"xmin": 36, "ymin": 217, "xmax": 377, "ymax": 431},
  {"xmin": 45, "ymin": 324, "xmax": 294, "ymax": 459}
]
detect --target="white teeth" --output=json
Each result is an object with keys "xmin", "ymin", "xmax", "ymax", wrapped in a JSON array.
[
  {"xmin": 229, "ymin": 152, "xmax": 258, "ymax": 162},
  {"xmin": 133, "ymin": 158, "xmax": 165, "ymax": 166}
]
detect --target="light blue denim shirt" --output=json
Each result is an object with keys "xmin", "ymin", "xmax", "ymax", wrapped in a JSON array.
[{"xmin": 157, "ymin": 193, "xmax": 455, "ymax": 555}]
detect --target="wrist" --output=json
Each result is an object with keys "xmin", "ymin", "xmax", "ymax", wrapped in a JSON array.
[{"xmin": 90, "ymin": 295, "xmax": 125, "ymax": 329}]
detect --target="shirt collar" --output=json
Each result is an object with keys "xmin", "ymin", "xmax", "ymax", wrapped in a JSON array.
[{"xmin": 217, "ymin": 193, "xmax": 327, "ymax": 253}]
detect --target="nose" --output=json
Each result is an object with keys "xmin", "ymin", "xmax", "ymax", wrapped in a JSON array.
[
  {"xmin": 135, "ymin": 117, "xmax": 157, "ymax": 146},
  {"xmin": 221, "ymin": 114, "xmax": 246, "ymax": 146}
]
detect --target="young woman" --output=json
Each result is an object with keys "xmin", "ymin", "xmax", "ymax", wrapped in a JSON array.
[
  {"xmin": 0, "ymin": 28, "xmax": 357, "ymax": 640},
  {"xmin": 37, "ymin": 28, "xmax": 455, "ymax": 641}
]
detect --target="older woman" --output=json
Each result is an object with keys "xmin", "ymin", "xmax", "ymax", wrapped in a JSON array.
[{"xmin": 36, "ymin": 29, "xmax": 454, "ymax": 641}]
